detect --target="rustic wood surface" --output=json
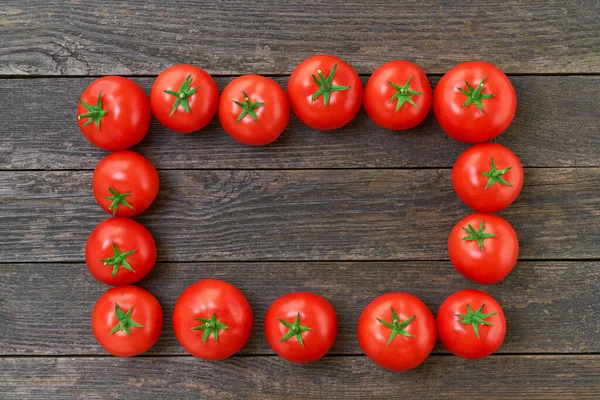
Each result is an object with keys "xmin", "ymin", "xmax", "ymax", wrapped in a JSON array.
[
  {"xmin": 1, "ymin": 1, "xmax": 599, "ymax": 75},
  {"xmin": 1, "ymin": 356, "xmax": 599, "ymax": 399},
  {"xmin": 1, "ymin": 0, "xmax": 599, "ymax": 398}
]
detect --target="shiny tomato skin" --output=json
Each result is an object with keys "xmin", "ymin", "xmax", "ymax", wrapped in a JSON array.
[
  {"xmin": 288, "ymin": 54, "xmax": 362, "ymax": 131},
  {"xmin": 150, "ymin": 64, "xmax": 219, "ymax": 134},
  {"xmin": 433, "ymin": 61, "xmax": 516, "ymax": 143},
  {"xmin": 92, "ymin": 151, "xmax": 159, "ymax": 217},
  {"xmin": 219, "ymin": 75, "xmax": 290, "ymax": 146},
  {"xmin": 452, "ymin": 144, "xmax": 524, "ymax": 212},
  {"xmin": 265, "ymin": 292, "xmax": 337, "ymax": 363},
  {"xmin": 85, "ymin": 217, "xmax": 156, "ymax": 286},
  {"xmin": 173, "ymin": 279, "xmax": 253, "ymax": 360},
  {"xmin": 449, "ymin": 213, "xmax": 519, "ymax": 284},
  {"xmin": 364, "ymin": 60, "xmax": 432, "ymax": 130},
  {"xmin": 77, "ymin": 76, "xmax": 151, "ymax": 151},
  {"xmin": 92, "ymin": 286, "xmax": 163, "ymax": 357},
  {"xmin": 437, "ymin": 289, "xmax": 506, "ymax": 359},
  {"xmin": 358, "ymin": 293, "xmax": 436, "ymax": 371}
]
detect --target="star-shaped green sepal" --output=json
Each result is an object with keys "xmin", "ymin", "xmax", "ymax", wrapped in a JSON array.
[
  {"xmin": 458, "ymin": 76, "xmax": 494, "ymax": 113},
  {"xmin": 311, "ymin": 63, "xmax": 351, "ymax": 106},
  {"xmin": 457, "ymin": 303, "xmax": 497, "ymax": 338},
  {"xmin": 104, "ymin": 187, "xmax": 135, "ymax": 215},
  {"xmin": 109, "ymin": 302, "xmax": 144, "ymax": 336},
  {"xmin": 462, "ymin": 220, "xmax": 497, "ymax": 252},
  {"xmin": 377, "ymin": 307, "xmax": 416, "ymax": 345},
  {"xmin": 164, "ymin": 75, "xmax": 201, "ymax": 116},
  {"xmin": 78, "ymin": 91, "xmax": 107, "ymax": 129},
  {"xmin": 234, "ymin": 91, "xmax": 264, "ymax": 122},
  {"xmin": 193, "ymin": 313, "xmax": 229, "ymax": 344},
  {"xmin": 481, "ymin": 157, "xmax": 513, "ymax": 189},
  {"xmin": 388, "ymin": 75, "xmax": 422, "ymax": 111},
  {"xmin": 101, "ymin": 243, "xmax": 136, "ymax": 277},
  {"xmin": 278, "ymin": 313, "xmax": 312, "ymax": 347}
]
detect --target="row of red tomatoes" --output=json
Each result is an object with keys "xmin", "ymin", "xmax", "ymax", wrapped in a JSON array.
[
  {"xmin": 93, "ymin": 280, "xmax": 505, "ymax": 371},
  {"xmin": 78, "ymin": 56, "xmax": 516, "ymax": 148}
]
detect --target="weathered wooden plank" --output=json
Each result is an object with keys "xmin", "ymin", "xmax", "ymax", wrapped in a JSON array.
[
  {"xmin": 1, "ymin": 76, "xmax": 598, "ymax": 170},
  {"xmin": 0, "ymin": 168, "xmax": 598, "ymax": 262},
  {"xmin": 1, "ymin": 356, "xmax": 598, "ymax": 399},
  {"xmin": 1, "ymin": 1, "xmax": 599, "ymax": 75},
  {"xmin": 0, "ymin": 261, "xmax": 597, "ymax": 355}
]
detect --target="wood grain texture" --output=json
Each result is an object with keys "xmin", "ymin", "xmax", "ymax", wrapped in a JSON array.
[
  {"xmin": 1, "ymin": 1, "xmax": 599, "ymax": 75},
  {"xmin": 0, "ymin": 261, "xmax": 597, "ymax": 355},
  {"xmin": 1, "ymin": 168, "xmax": 598, "ymax": 262},
  {"xmin": 1, "ymin": 76, "xmax": 599, "ymax": 170},
  {"xmin": 1, "ymin": 356, "xmax": 599, "ymax": 399}
]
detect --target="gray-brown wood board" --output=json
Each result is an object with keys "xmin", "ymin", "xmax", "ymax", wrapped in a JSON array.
[{"xmin": 1, "ymin": 0, "xmax": 599, "ymax": 398}]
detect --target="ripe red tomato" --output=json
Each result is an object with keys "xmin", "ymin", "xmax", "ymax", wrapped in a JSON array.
[
  {"xmin": 288, "ymin": 54, "xmax": 362, "ymax": 131},
  {"xmin": 92, "ymin": 151, "xmax": 159, "ymax": 217},
  {"xmin": 85, "ymin": 217, "xmax": 156, "ymax": 286},
  {"xmin": 364, "ymin": 60, "xmax": 432, "ymax": 130},
  {"xmin": 433, "ymin": 61, "xmax": 516, "ymax": 143},
  {"xmin": 358, "ymin": 293, "xmax": 436, "ymax": 371},
  {"xmin": 265, "ymin": 292, "xmax": 337, "ymax": 363},
  {"xmin": 92, "ymin": 286, "xmax": 163, "ymax": 357},
  {"xmin": 173, "ymin": 279, "xmax": 253, "ymax": 360},
  {"xmin": 77, "ymin": 76, "xmax": 151, "ymax": 151},
  {"xmin": 150, "ymin": 64, "xmax": 219, "ymax": 134},
  {"xmin": 437, "ymin": 289, "xmax": 506, "ymax": 359},
  {"xmin": 448, "ymin": 213, "xmax": 519, "ymax": 284},
  {"xmin": 218, "ymin": 75, "xmax": 290, "ymax": 146},
  {"xmin": 452, "ymin": 143, "xmax": 524, "ymax": 212}
]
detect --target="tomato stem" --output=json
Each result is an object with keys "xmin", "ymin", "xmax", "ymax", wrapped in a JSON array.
[
  {"xmin": 164, "ymin": 75, "xmax": 201, "ymax": 116},
  {"xmin": 103, "ymin": 187, "xmax": 135, "ymax": 215},
  {"xmin": 458, "ymin": 76, "xmax": 494, "ymax": 113},
  {"xmin": 388, "ymin": 75, "xmax": 422, "ymax": 111},
  {"xmin": 456, "ymin": 303, "xmax": 497, "ymax": 339},
  {"xmin": 101, "ymin": 242, "xmax": 136, "ymax": 277},
  {"xmin": 481, "ymin": 157, "xmax": 513, "ymax": 189},
  {"xmin": 278, "ymin": 312, "xmax": 312, "ymax": 348},
  {"xmin": 78, "ymin": 91, "xmax": 107, "ymax": 129},
  {"xmin": 193, "ymin": 313, "xmax": 229, "ymax": 344},
  {"xmin": 233, "ymin": 91, "xmax": 264, "ymax": 123},
  {"xmin": 311, "ymin": 63, "xmax": 351, "ymax": 106},
  {"xmin": 461, "ymin": 220, "xmax": 496, "ymax": 252},
  {"xmin": 377, "ymin": 307, "xmax": 416, "ymax": 344},
  {"xmin": 109, "ymin": 302, "xmax": 144, "ymax": 336}
]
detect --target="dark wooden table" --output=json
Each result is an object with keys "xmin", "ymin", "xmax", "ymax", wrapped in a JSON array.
[{"xmin": 1, "ymin": 1, "xmax": 599, "ymax": 398}]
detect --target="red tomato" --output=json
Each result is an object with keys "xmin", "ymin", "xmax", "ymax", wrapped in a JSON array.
[
  {"xmin": 448, "ymin": 213, "xmax": 519, "ymax": 284},
  {"xmin": 77, "ymin": 76, "xmax": 151, "ymax": 151},
  {"xmin": 433, "ymin": 61, "xmax": 516, "ymax": 143},
  {"xmin": 358, "ymin": 293, "xmax": 436, "ymax": 371},
  {"xmin": 150, "ymin": 64, "xmax": 219, "ymax": 134},
  {"xmin": 92, "ymin": 151, "xmax": 159, "ymax": 217},
  {"xmin": 437, "ymin": 289, "xmax": 506, "ymax": 359},
  {"xmin": 364, "ymin": 60, "xmax": 432, "ymax": 130},
  {"xmin": 452, "ymin": 144, "xmax": 524, "ymax": 212},
  {"xmin": 92, "ymin": 286, "xmax": 163, "ymax": 357},
  {"xmin": 288, "ymin": 54, "xmax": 362, "ymax": 130},
  {"xmin": 265, "ymin": 292, "xmax": 337, "ymax": 363},
  {"xmin": 173, "ymin": 279, "xmax": 253, "ymax": 360},
  {"xmin": 85, "ymin": 218, "xmax": 156, "ymax": 286},
  {"xmin": 218, "ymin": 75, "xmax": 290, "ymax": 146}
]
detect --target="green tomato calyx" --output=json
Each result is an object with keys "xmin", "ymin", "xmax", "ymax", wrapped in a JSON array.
[
  {"xmin": 377, "ymin": 307, "xmax": 416, "ymax": 345},
  {"xmin": 278, "ymin": 312, "xmax": 312, "ymax": 348},
  {"xmin": 164, "ymin": 74, "xmax": 201, "ymax": 116},
  {"xmin": 101, "ymin": 242, "xmax": 136, "ymax": 277},
  {"xmin": 388, "ymin": 75, "xmax": 422, "ymax": 111},
  {"xmin": 457, "ymin": 303, "xmax": 497, "ymax": 339}
]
